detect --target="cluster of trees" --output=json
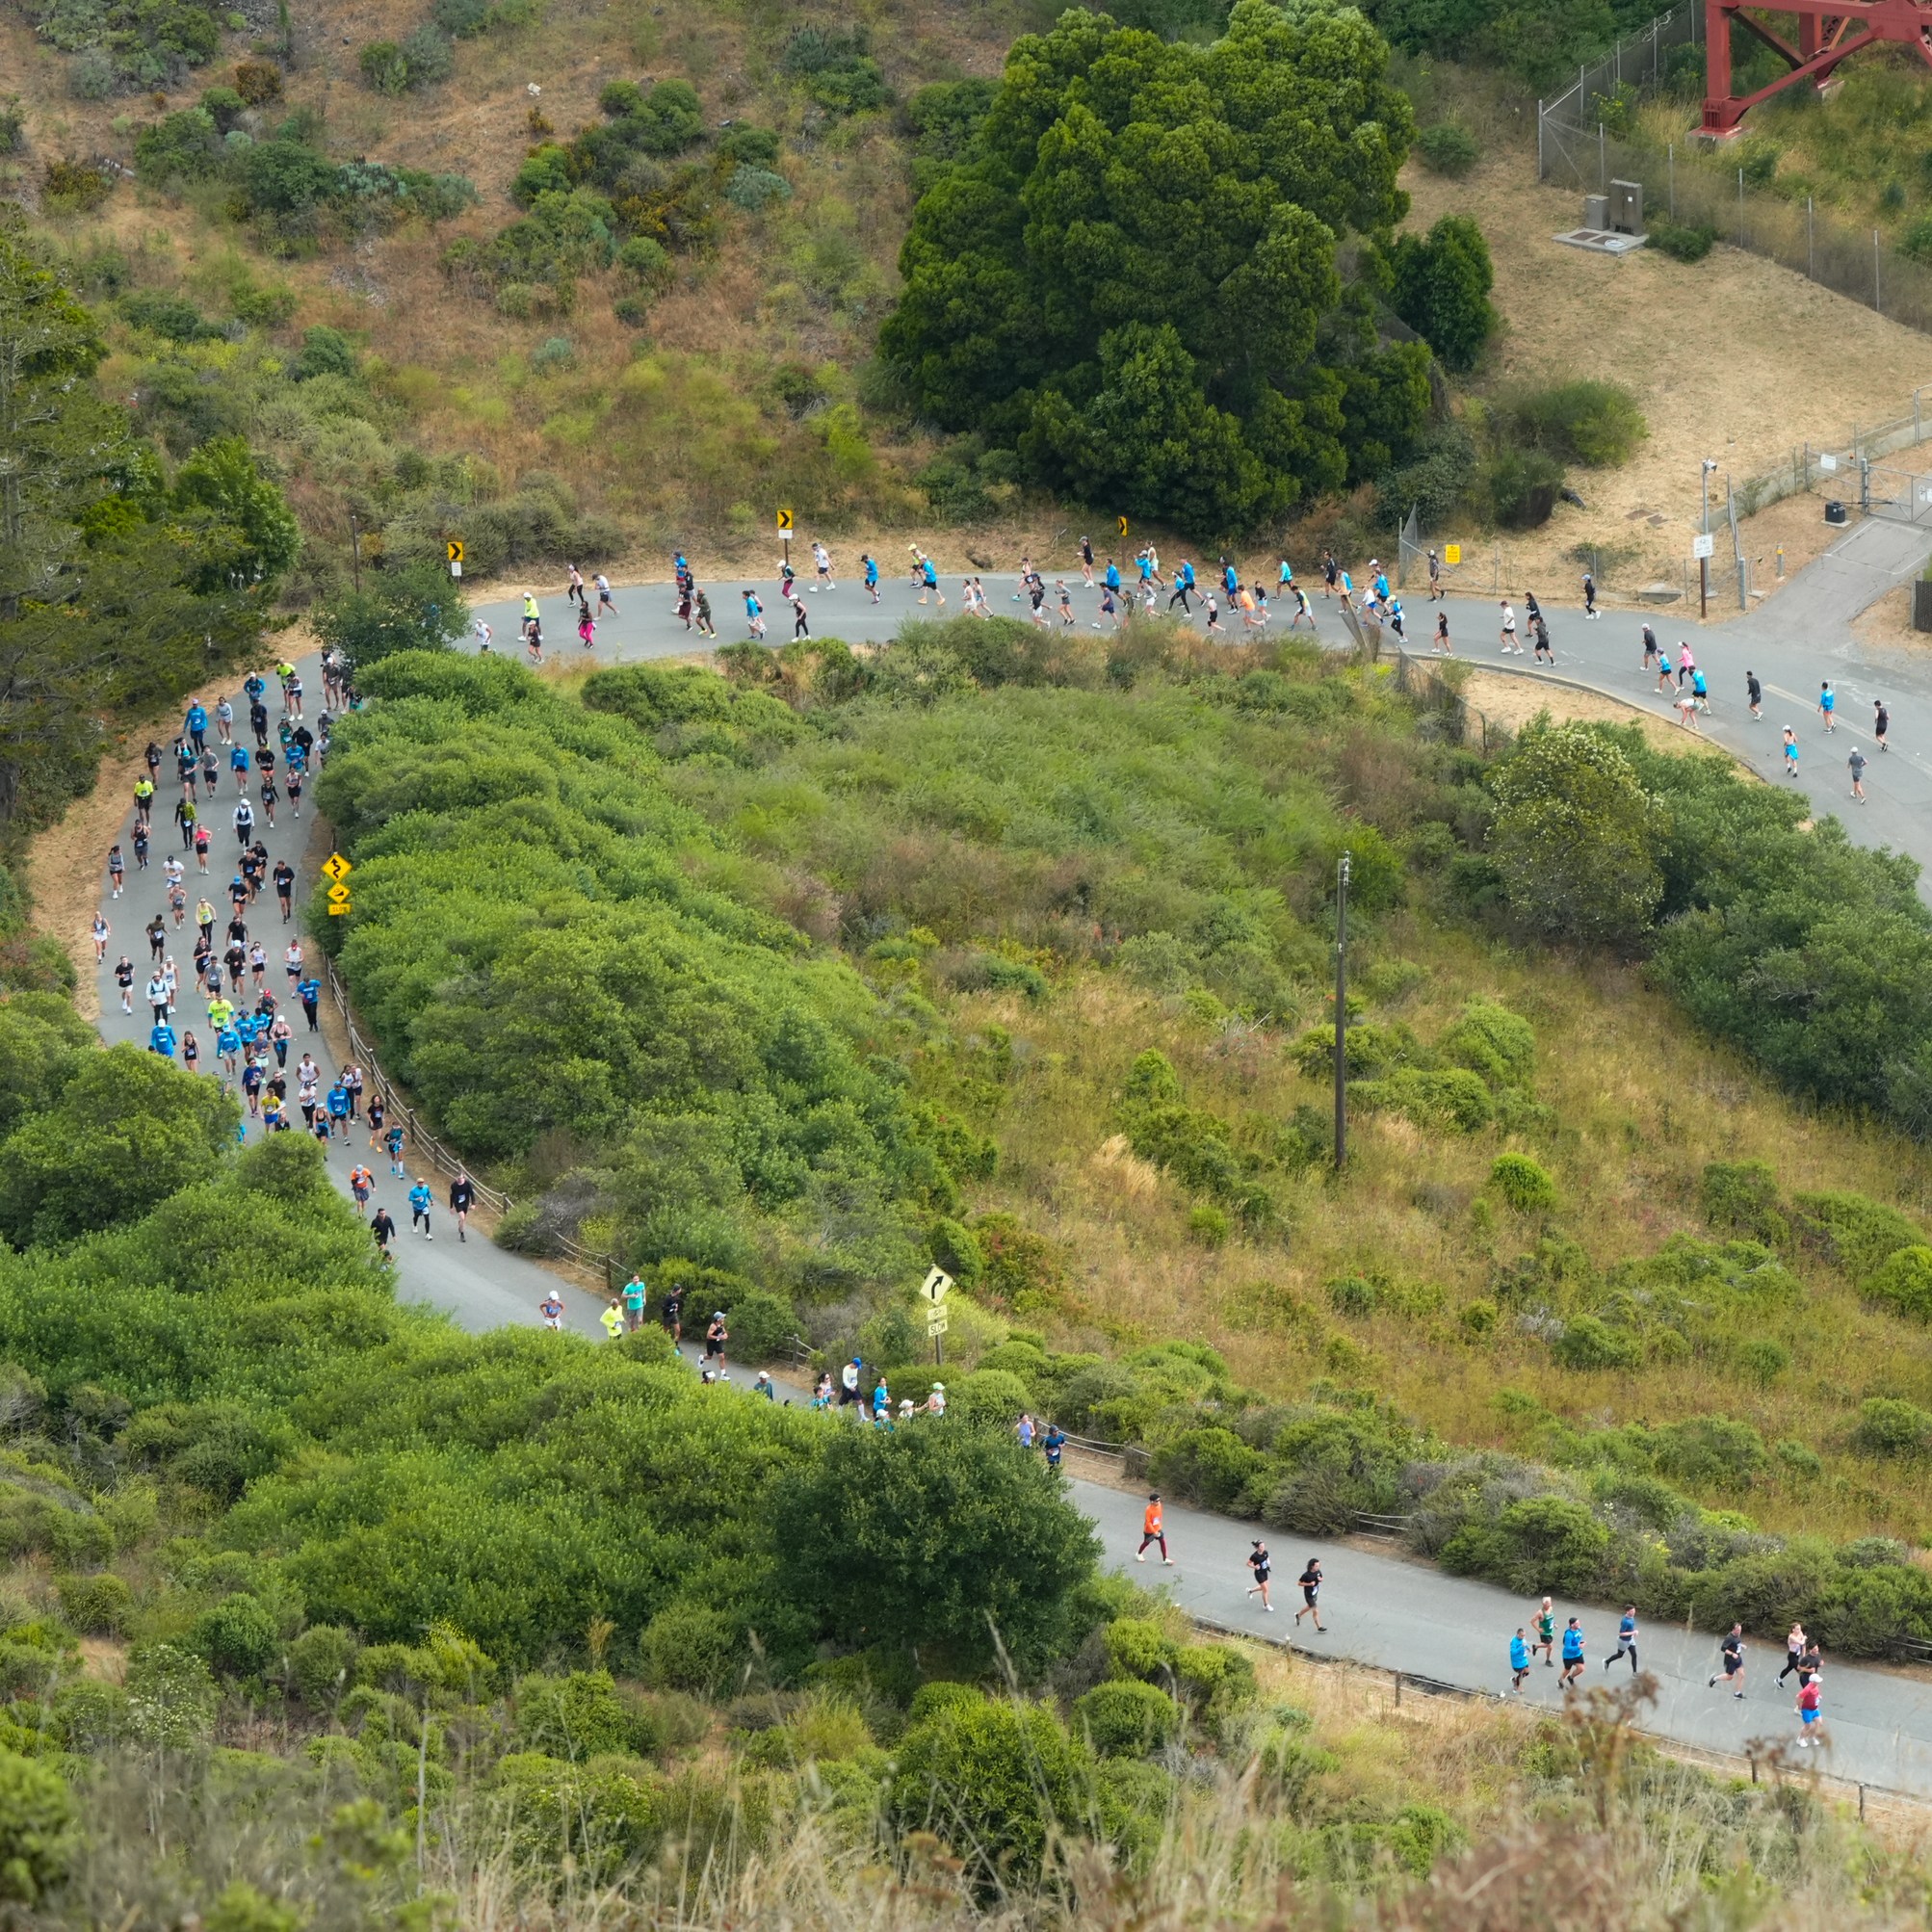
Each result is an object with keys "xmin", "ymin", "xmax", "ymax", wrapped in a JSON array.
[
  {"xmin": 0, "ymin": 232, "xmax": 295, "ymax": 826},
  {"xmin": 1474, "ymin": 718, "xmax": 1932, "ymax": 1140},
  {"xmin": 880, "ymin": 2, "xmax": 1503, "ymax": 535},
  {"xmin": 23, "ymin": 0, "xmax": 233, "ymax": 97}
]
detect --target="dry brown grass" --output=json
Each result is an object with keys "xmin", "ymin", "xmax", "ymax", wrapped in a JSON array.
[
  {"xmin": 1402, "ymin": 153, "xmax": 1932, "ymax": 608},
  {"xmin": 949, "ymin": 921, "xmax": 1932, "ymax": 1543}
]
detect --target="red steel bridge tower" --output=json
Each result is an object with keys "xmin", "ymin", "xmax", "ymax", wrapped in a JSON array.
[{"xmin": 1704, "ymin": 0, "xmax": 1932, "ymax": 133}]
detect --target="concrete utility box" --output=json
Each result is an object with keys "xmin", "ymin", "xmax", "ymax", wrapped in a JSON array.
[
  {"xmin": 1608, "ymin": 179, "xmax": 1644, "ymax": 234},
  {"xmin": 1914, "ymin": 577, "xmax": 1932, "ymax": 633},
  {"xmin": 1582, "ymin": 193, "xmax": 1609, "ymax": 228}
]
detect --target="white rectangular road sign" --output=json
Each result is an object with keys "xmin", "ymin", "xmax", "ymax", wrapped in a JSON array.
[
  {"xmin": 927, "ymin": 1310, "xmax": 950, "ymax": 1336},
  {"xmin": 1691, "ymin": 533, "xmax": 1715, "ymax": 560}
]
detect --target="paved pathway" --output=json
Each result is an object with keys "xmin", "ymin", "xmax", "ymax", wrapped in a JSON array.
[
  {"xmin": 471, "ymin": 515, "xmax": 1932, "ymax": 891},
  {"xmin": 74, "ymin": 541, "xmax": 1932, "ymax": 1800}
]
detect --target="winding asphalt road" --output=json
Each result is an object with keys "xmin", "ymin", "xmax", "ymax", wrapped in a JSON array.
[
  {"xmin": 80, "ymin": 527, "xmax": 1932, "ymax": 1800},
  {"xmin": 471, "ymin": 513, "xmax": 1932, "ymax": 889}
]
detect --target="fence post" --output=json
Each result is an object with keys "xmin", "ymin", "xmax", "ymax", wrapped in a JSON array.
[
  {"xmin": 1668, "ymin": 142, "xmax": 1675, "ymax": 219},
  {"xmin": 1860, "ymin": 1784, "xmax": 1867, "ymax": 1821},
  {"xmin": 1537, "ymin": 99, "xmax": 1544, "ymax": 179},
  {"xmin": 1737, "ymin": 168, "xmax": 1745, "ymax": 248},
  {"xmin": 1876, "ymin": 229, "xmax": 1883, "ymax": 313},
  {"xmin": 1808, "ymin": 197, "xmax": 1815, "ymax": 280},
  {"xmin": 1394, "ymin": 1671, "xmax": 1403, "ymax": 1708},
  {"xmin": 1600, "ymin": 122, "xmax": 1606, "ymax": 191},
  {"xmin": 1917, "ymin": 388, "xmax": 1921, "ymax": 441}
]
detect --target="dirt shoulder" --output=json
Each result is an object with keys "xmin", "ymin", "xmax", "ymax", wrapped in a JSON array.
[{"xmin": 1459, "ymin": 666, "xmax": 1761, "ymax": 775}]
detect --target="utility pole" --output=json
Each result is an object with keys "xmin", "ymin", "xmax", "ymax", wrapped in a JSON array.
[
  {"xmin": 1700, "ymin": 458, "xmax": 1716, "ymax": 618},
  {"xmin": 1333, "ymin": 851, "xmax": 1350, "ymax": 1172}
]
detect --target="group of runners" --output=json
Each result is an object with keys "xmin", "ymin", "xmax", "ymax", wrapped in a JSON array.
[{"xmin": 99, "ymin": 654, "xmax": 489, "ymax": 1272}]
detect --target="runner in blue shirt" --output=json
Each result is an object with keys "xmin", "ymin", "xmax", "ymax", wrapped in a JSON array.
[
  {"xmin": 920, "ymin": 558, "xmax": 944, "ymax": 606},
  {"xmin": 185, "ymin": 702, "xmax": 207, "ymax": 751},
  {"xmin": 216, "ymin": 1024, "xmax": 241, "ymax": 1072},
  {"xmin": 1605, "ymin": 1605, "xmax": 1639, "ymax": 1674},
  {"xmin": 1818, "ymin": 681, "xmax": 1837, "ymax": 732},
  {"xmin": 1510, "ymin": 1628, "xmax": 1530, "ymax": 1691},
  {"xmin": 229, "ymin": 744, "xmax": 250, "ymax": 792},
  {"xmin": 743, "ymin": 590, "xmax": 765, "ymax": 639},
  {"xmin": 1104, "ymin": 560, "xmax": 1120, "ymax": 594},
  {"xmin": 150, "ymin": 1022, "xmax": 177, "ymax": 1057},
  {"xmin": 407, "ymin": 1178, "xmax": 433, "ymax": 1238},
  {"xmin": 385, "ymin": 1124, "xmax": 406, "ymax": 1177},
  {"xmin": 1559, "ymin": 1616, "xmax": 1585, "ymax": 1687},
  {"xmin": 1136, "ymin": 551, "xmax": 1153, "ymax": 585},
  {"xmin": 326, "ymin": 1083, "xmax": 351, "ymax": 1132},
  {"xmin": 1278, "ymin": 557, "xmax": 1293, "ymax": 588},
  {"xmin": 862, "ymin": 553, "xmax": 879, "ymax": 604},
  {"xmin": 297, "ymin": 977, "xmax": 322, "ymax": 1031}
]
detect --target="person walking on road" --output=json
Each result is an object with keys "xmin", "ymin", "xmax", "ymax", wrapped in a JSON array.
[
  {"xmin": 1710, "ymin": 1624, "xmax": 1746, "ymax": 1697},
  {"xmin": 1849, "ymin": 744, "xmax": 1867, "ymax": 803},
  {"xmin": 1747, "ymin": 670, "xmax": 1762, "ymax": 719},
  {"xmin": 1782, "ymin": 726, "xmax": 1800, "ymax": 779},
  {"xmin": 1510, "ymin": 1628, "xmax": 1531, "ymax": 1692},
  {"xmin": 1559, "ymin": 1616, "xmax": 1585, "ymax": 1687},
  {"xmin": 449, "ymin": 1168, "xmax": 475, "ymax": 1241},
  {"xmin": 1605, "ymin": 1605, "xmax": 1639, "ymax": 1674},
  {"xmin": 1137, "ymin": 1493, "xmax": 1171, "ymax": 1565},
  {"xmin": 1532, "ymin": 1597, "xmax": 1556, "ymax": 1667},
  {"xmin": 1874, "ymin": 698, "xmax": 1890, "ymax": 752},
  {"xmin": 621, "ymin": 1271, "xmax": 646, "ymax": 1331},
  {"xmin": 1294, "ymin": 1557, "xmax": 1325, "ymax": 1631},
  {"xmin": 407, "ymin": 1177, "xmax": 433, "ymax": 1239},
  {"xmin": 1246, "ymin": 1538, "xmax": 1272, "ymax": 1611},
  {"xmin": 1818, "ymin": 681, "xmax": 1837, "ymax": 733}
]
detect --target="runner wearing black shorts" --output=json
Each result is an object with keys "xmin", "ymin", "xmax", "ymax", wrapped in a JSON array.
[{"xmin": 1295, "ymin": 1558, "xmax": 1325, "ymax": 1631}]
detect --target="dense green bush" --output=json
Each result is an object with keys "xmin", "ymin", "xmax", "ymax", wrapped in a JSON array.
[
  {"xmin": 1867, "ymin": 1244, "xmax": 1932, "ymax": 1322},
  {"xmin": 889, "ymin": 1699, "xmax": 1094, "ymax": 1889},
  {"xmin": 1550, "ymin": 1314, "xmax": 1641, "ymax": 1372},
  {"xmin": 1508, "ymin": 379, "xmax": 1648, "ymax": 466},
  {"xmin": 1648, "ymin": 219, "xmax": 1717, "ymax": 261},
  {"xmin": 1480, "ymin": 446, "xmax": 1566, "ymax": 529},
  {"xmin": 1850, "ymin": 1397, "xmax": 1932, "ymax": 1459},
  {"xmin": 1389, "ymin": 216, "xmax": 1497, "ymax": 373},
  {"xmin": 1415, "ymin": 121, "xmax": 1479, "ymax": 175},
  {"xmin": 1440, "ymin": 1493, "xmax": 1610, "ymax": 1594},
  {"xmin": 1489, "ymin": 1154, "xmax": 1555, "ymax": 1213},
  {"xmin": 1075, "ymin": 1679, "xmax": 1180, "ymax": 1756},
  {"xmin": 0, "ymin": 1750, "xmax": 74, "ymax": 1903}
]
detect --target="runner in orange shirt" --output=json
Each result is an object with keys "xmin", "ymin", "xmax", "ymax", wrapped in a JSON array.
[{"xmin": 1136, "ymin": 1492, "xmax": 1172, "ymax": 1565}]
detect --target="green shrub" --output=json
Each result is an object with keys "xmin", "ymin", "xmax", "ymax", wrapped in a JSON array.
[
  {"xmin": 1791, "ymin": 1190, "xmax": 1923, "ymax": 1284},
  {"xmin": 1440, "ymin": 1493, "xmax": 1609, "ymax": 1594},
  {"xmin": 725, "ymin": 166, "xmax": 792, "ymax": 212},
  {"xmin": 357, "ymin": 39, "xmax": 410, "ymax": 92},
  {"xmin": 1864, "ymin": 1243, "xmax": 1932, "ymax": 1321},
  {"xmin": 1735, "ymin": 1338, "xmax": 1789, "ymax": 1387},
  {"xmin": 1074, "ymin": 1678, "xmax": 1178, "ymax": 1756},
  {"xmin": 639, "ymin": 1603, "xmax": 740, "ymax": 1695},
  {"xmin": 286, "ymin": 1626, "xmax": 358, "ymax": 1707},
  {"xmin": 1699, "ymin": 1161, "xmax": 1788, "ymax": 1245},
  {"xmin": 1480, "ymin": 446, "xmax": 1564, "ymax": 528},
  {"xmin": 1550, "ymin": 1314, "xmax": 1640, "ymax": 1371},
  {"xmin": 907, "ymin": 1681, "xmax": 985, "ymax": 1725},
  {"xmin": 1416, "ymin": 121, "xmax": 1479, "ymax": 176},
  {"xmin": 1649, "ymin": 219, "xmax": 1716, "ymax": 262},
  {"xmin": 616, "ymin": 234, "xmax": 670, "ymax": 286},
  {"xmin": 0, "ymin": 1751, "xmax": 74, "ymax": 1903},
  {"xmin": 1509, "ymin": 379, "xmax": 1648, "ymax": 466},
  {"xmin": 718, "ymin": 1289, "xmax": 798, "ymax": 1362},
  {"xmin": 1850, "ymin": 1396, "xmax": 1932, "ymax": 1460},
  {"xmin": 513, "ymin": 1670, "xmax": 646, "ymax": 1761},
  {"xmin": 55, "ymin": 1572, "xmax": 132, "ymax": 1636},
  {"xmin": 494, "ymin": 1752, "xmax": 661, "ymax": 1880},
  {"xmin": 888, "ymin": 1699, "xmax": 1093, "ymax": 1889},
  {"xmin": 1489, "ymin": 1153, "xmax": 1555, "ymax": 1213},
  {"xmin": 1148, "ymin": 1426, "xmax": 1266, "ymax": 1512},
  {"xmin": 1173, "ymin": 1642, "xmax": 1257, "ymax": 1727},
  {"xmin": 1187, "ymin": 1203, "xmax": 1230, "ymax": 1245},
  {"xmin": 192, "ymin": 1595, "xmax": 281, "ymax": 1679},
  {"xmin": 1351, "ymin": 1068, "xmax": 1494, "ymax": 1134},
  {"xmin": 1102, "ymin": 1616, "xmax": 1178, "ymax": 1683},
  {"xmin": 1439, "ymin": 1001, "xmax": 1535, "ymax": 1086}
]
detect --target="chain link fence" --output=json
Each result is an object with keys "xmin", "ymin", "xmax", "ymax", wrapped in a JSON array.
[{"xmin": 1537, "ymin": 8, "xmax": 1932, "ymax": 336}]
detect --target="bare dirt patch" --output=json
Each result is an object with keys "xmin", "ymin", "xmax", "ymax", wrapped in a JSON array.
[
  {"xmin": 1460, "ymin": 666, "xmax": 1759, "ymax": 772},
  {"xmin": 1404, "ymin": 154, "xmax": 1932, "ymax": 607}
]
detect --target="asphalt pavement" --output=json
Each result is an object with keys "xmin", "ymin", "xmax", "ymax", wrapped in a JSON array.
[
  {"xmin": 78, "ymin": 535, "xmax": 1932, "ymax": 1801},
  {"xmin": 470, "ymin": 513, "xmax": 1932, "ymax": 890}
]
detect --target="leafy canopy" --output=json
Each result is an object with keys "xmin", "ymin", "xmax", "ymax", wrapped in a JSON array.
[{"xmin": 880, "ymin": 0, "xmax": 1422, "ymax": 535}]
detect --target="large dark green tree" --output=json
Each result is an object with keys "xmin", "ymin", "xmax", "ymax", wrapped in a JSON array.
[
  {"xmin": 0, "ymin": 230, "xmax": 295, "ymax": 824},
  {"xmin": 880, "ymin": 0, "xmax": 1424, "ymax": 535}
]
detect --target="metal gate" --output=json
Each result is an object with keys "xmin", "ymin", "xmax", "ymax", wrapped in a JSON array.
[{"xmin": 1861, "ymin": 461, "xmax": 1932, "ymax": 526}]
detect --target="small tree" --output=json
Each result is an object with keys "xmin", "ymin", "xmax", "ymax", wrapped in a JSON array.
[
  {"xmin": 770, "ymin": 1425, "xmax": 1098, "ymax": 1672},
  {"xmin": 1488, "ymin": 722, "xmax": 1667, "ymax": 949},
  {"xmin": 313, "ymin": 562, "xmax": 469, "ymax": 672},
  {"xmin": 1390, "ymin": 215, "xmax": 1497, "ymax": 372}
]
